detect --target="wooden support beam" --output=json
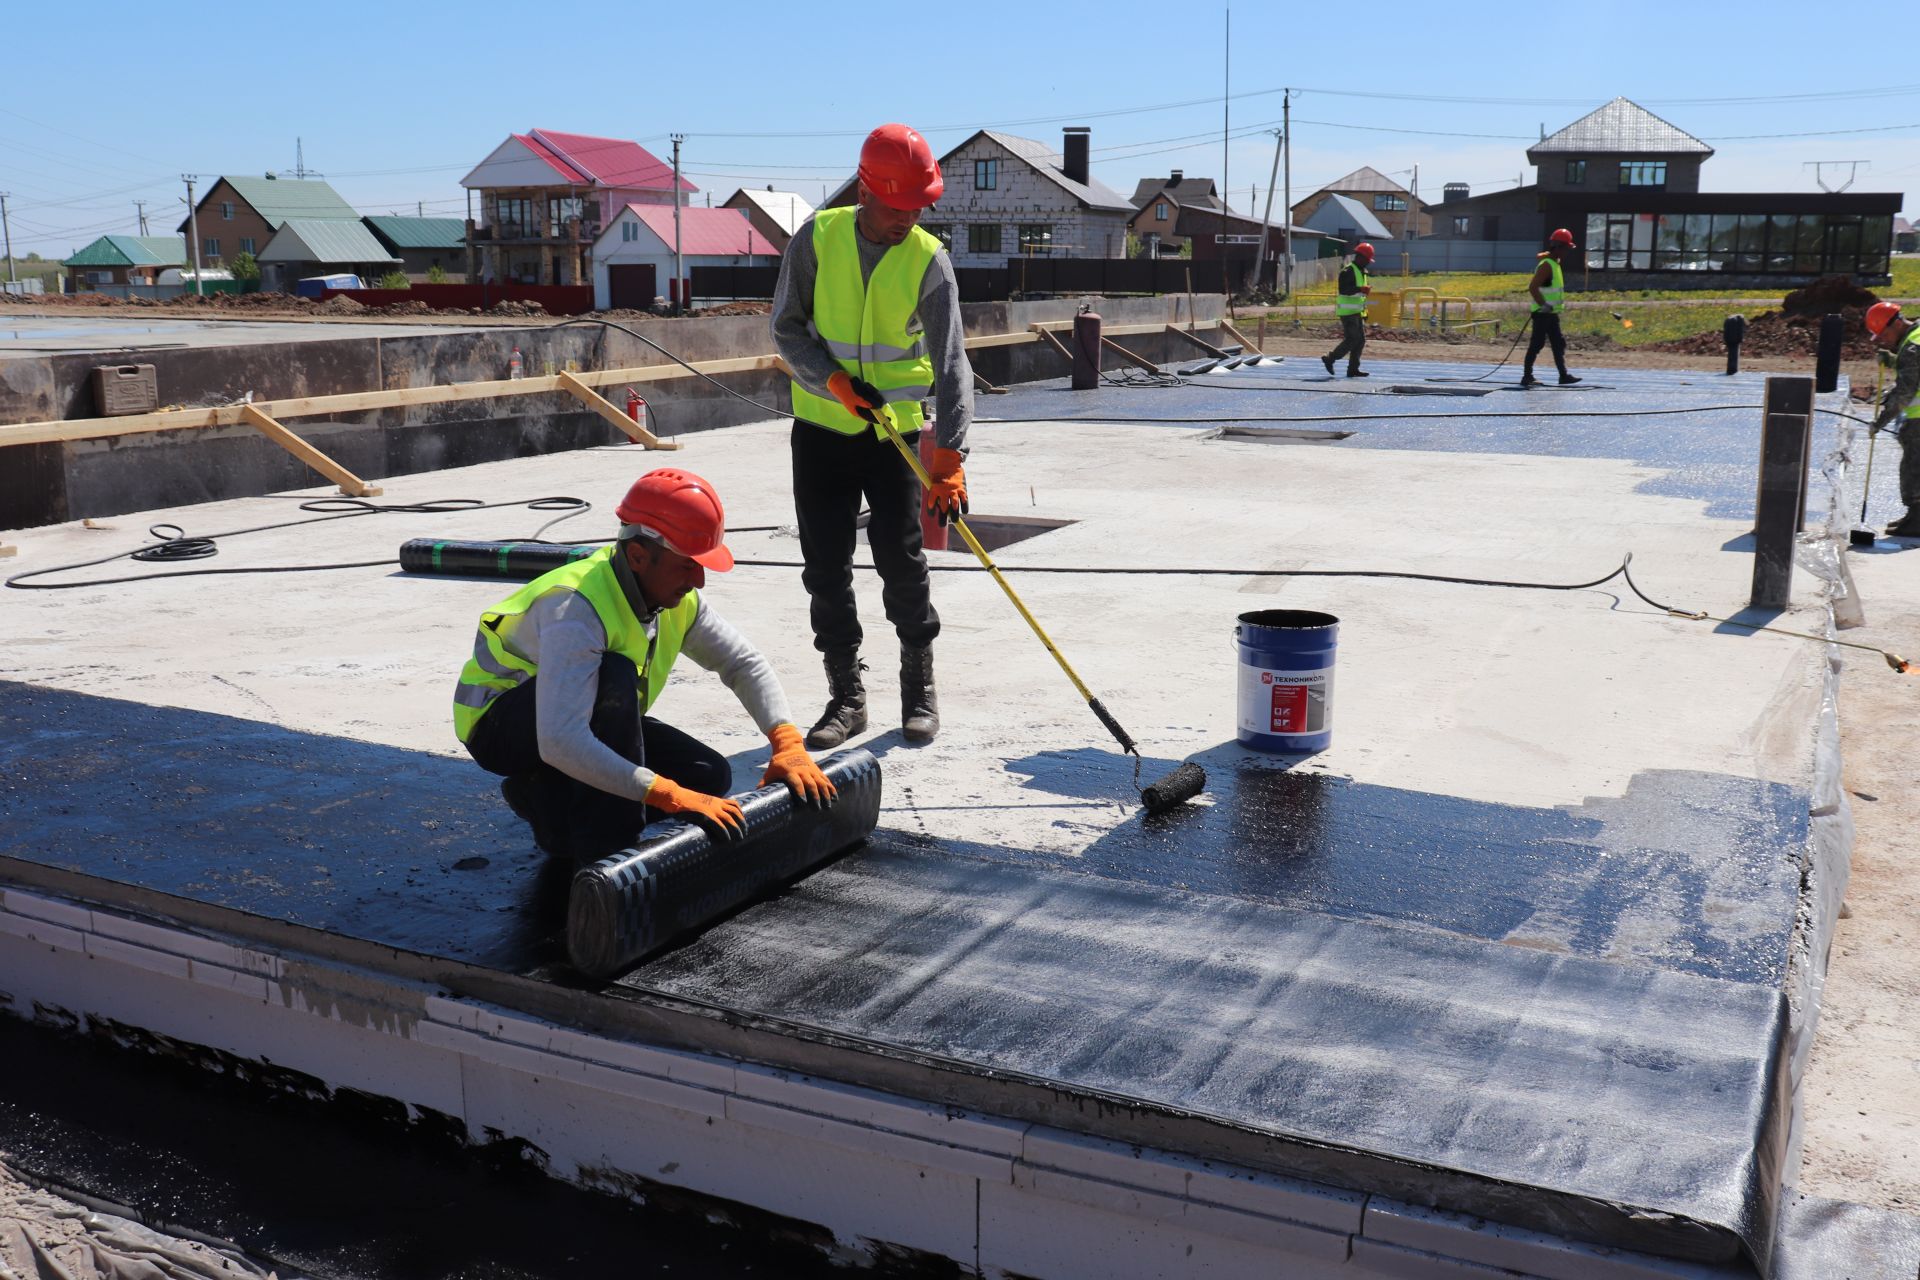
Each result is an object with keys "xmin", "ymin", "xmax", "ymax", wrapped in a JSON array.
[
  {"xmin": 1165, "ymin": 324, "xmax": 1231, "ymax": 358},
  {"xmin": 1030, "ymin": 325, "xmax": 1076, "ymax": 365},
  {"xmin": 556, "ymin": 369, "xmax": 678, "ymax": 449},
  {"xmin": 239, "ymin": 404, "xmax": 382, "ymax": 497},
  {"xmin": 1220, "ymin": 320, "xmax": 1264, "ymax": 355},
  {"xmin": 1101, "ymin": 336, "xmax": 1161, "ymax": 375},
  {"xmin": 972, "ymin": 369, "xmax": 1008, "ymax": 395}
]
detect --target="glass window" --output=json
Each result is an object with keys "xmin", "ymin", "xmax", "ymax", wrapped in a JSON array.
[
  {"xmin": 975, "ymin": 159, "xmax": 997, "ymax": 190},
  {"xmin": 1862, "ymin": 215, "xmax": 1893, "ymax": 273},
  {"xmin": 1373, "ymin": 194, "xmax": 1407, "ymax": 212},
  {"xmin": 1017, "ymin": 224, "xmax": 1053, "ymax": 256},
  {"xmin": 1453, "ymin": 215, "xmax": 1470, "ymax": 236},
  {"xmin": 1155, "ymin": 201, "xmax": 1169, "ymax": 221},
  {"xmin": 1828, "ymin": 217, "xmax": 1862, "ymax": 274},
  {"xmin": 221, "ymin": 202, "xmax": 234, "ymax": 220},
  {"xmin": 1565, "ymin": 160, "xmax": 1586, "ymax": 185},
  {"xmin": 203, "ymin": 238, "xmax": 220, "ymax": 259},
  {"xmin": 1795, "ymin": 215, "xmax": 1825, "ymax": 271},
  {"xmin": 1766, "ymin": 214, "xmax": 1797, "ymax": 271},
  {"xmin": 239, "ymin": 237, "xmax": 256, "ymax": 255},
  {"xmin": 1706, "ymin": 215, "xmax": 1738, "ymax": 264},
  {"xmin": 1630, "ymin": 214, "xmax": 1655, "ymax": 269},
  {"xmin": 921, "ymin": 223, "xmax": 954, "ymax": 250},
  {"xmin": 1584, "ymin": 214, "xmax": 1608, "ymax": 268},
  {"xmin": 1736, "ymin": 213, "xmax": 1769, "ymax": 270},
  {"xmin": 1620, "ymin": 161, "xmax": 1668, "ymax": 189},
  {"xmin": 496, "ymin": 197, "xmax": 534, "ymax": 237},
  {"xmin": 968, "ymin": 223, "xmax": 1001, "ymax": 254}
]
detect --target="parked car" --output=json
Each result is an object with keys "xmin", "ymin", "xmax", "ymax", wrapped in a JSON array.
[{"xmin": 294, "ymin": 274, "xmax": 364, "ymax": 298}]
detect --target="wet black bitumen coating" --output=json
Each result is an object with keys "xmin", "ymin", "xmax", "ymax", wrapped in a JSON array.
[
  {"xmin": 0, "ymin": 678, "xmax": 1809, "ymax": 1267},
  {"xmin": 986, "ymin": 359, "xmax": 1858, "ymax": 521}
]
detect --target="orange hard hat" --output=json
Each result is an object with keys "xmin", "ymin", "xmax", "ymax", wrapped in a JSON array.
[
  {"xmin": 858, "ymin": 123, "xmax": 944, "ymax": 210},
  {"xmin": 1353, "ymin": 242, "xmax": 1375, "ymax": 261},
  {"xmin": 1549, "ymin": 227, "xmax": 1575, "ymax": 247},
  {"xmin": 1866, "ymin": 301, "xmax": 1903, "ymax": 336},
  {"xmin": 616, "ymin": 469, "xmax": 733, "ymax": 571}
]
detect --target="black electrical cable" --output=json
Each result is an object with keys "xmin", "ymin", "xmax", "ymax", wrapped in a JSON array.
[
  {"xmin": 1422, "ymin": 313, "xmax": 1535, "ymax": 382},
  {"xmin": 555, "ymin": 316, "xmax": 790, "ymax": 419}
]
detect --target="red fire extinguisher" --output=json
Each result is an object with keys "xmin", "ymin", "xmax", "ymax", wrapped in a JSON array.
[{"xmin": 625, "ymin": 387, "xmax": 649, "ymax": 440}]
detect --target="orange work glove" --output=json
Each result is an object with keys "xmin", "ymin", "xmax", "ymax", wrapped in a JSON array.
[
  {"xmin": 644, "ymin": 776, "xmax": 746, "ymax": 842},
  {"xmin": 925, "ymin": 447, "xmax": 968, "ymax": 525},
  {"xmin": 826, "ymin": 370, "xmax": 885, "ymax": 423},
  {"xmin": 760, "ymin": 724, "xmax": 837, "ymax": 808}
]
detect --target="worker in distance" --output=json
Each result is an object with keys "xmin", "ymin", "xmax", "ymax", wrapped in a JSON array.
[
  {"xmin": 1321, "ymin": 240, "xmax": 1374, "ymax": 378},
  {"xmin": 772, "ymin": 122, "xmax": 973, "ymax": 751},
  {"xmin": 1521, "ymin": 228, "xmax": 1582, "ymax": 388},
  {"xmin": 452, "ymin": 468, "xmax": 836, "ymax": 860},
  {"xmin": 1864, "ymin": 301, "xmax": 1920, "ymax": 539}
]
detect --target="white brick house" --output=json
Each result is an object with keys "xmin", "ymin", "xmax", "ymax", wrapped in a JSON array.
[{"xmin": 827, "ymin": 128, "xmax": 1135, "ymax": 268}]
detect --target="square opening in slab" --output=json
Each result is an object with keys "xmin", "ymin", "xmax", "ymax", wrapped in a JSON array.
[{"xmin": 857, "ymin": 512, "xmax": 1075, "ymax": 551}]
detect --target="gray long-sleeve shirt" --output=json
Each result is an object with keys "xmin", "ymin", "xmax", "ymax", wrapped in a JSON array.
[
  {"xmin": 489, "ymin": 587, "xmax": 792, "ymax": 803},
  {"xmin": 1872, "ymin": 336, "xmax": 1920, "ymax": 432},
  {"xmin": 771, "ymin": 212, "xmax": 972, "ymax": 454}
]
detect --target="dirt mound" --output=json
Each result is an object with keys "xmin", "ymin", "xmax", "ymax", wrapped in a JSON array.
[
  {"xmin": 1646, "ymin": 308, "xmax": 1876, "ymax": 360},
  {"xmin": 314, "ymin": 294, "xmax": 367, "ymax": 314},
  {"xmin": 1782, "ymin": 274, "xmax": 1880, "ymax": 317},
  {"xmin": 691, "ymin": 301, "xmax": 771, "ymax": 317},
  {"xmin": 487, "ymin": 299, "xmax": 548, "ymax": 317}
]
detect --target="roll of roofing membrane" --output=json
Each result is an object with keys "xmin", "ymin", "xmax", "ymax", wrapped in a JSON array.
[
  {"xmin": 566, "ymin": 749, "xmax": 883, "ymax": 980},
  {"xmin": 398, "ymin": 538, "xmax": 599, "ymax": 580}
]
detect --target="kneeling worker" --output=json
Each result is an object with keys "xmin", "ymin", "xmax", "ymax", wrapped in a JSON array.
[{"xmin": 454, "ymin": 468, "xmax": 836, "ymax": 860}]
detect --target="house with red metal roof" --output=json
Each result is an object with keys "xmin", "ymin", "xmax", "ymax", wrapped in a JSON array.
[
  {"xmin": 460, "ymin": 129, "xmax": 696, "ymax": 287},
  {"xmin": 590, "ymin": 204, "xmax": 778, "ymax": 311}
]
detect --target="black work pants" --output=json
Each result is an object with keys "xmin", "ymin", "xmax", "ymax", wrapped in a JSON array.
[
  {"xmin": 1327, "ymin": 313, "xmax": 1366, "ymax": 372},
  {"xmin": 465, "ymin": 651, "xmax": 731, "ymax": 862},
  {"xmin": 1525, "ymin": 311, "xmax": 1569, "ymax": 375},
  {"xmin": 791, "ymin": 419, "xmax": 939, "ymax": 654},
  {"xmin": 1900, "ymin": 422, "xmax": 1920, "ymax": 512}
]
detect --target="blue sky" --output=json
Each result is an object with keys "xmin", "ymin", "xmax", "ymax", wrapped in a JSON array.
[{"xmin": 5, "ymin": 0, "xmax": 1916, "ymax": 256}]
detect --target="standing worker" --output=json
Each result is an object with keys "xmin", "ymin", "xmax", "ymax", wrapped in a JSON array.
[
  {"xmin": 454, "ymin": 468, "xmax": 836, "ymax": 862},
  {"xmin": 1321, "ymin": 241, "xmax": 1374, "ymax": 378},
  {"xmin": 772, "ymin": 122, "xmax": 974, "ymax": 749},
  {"xmin": 1521, "ymin": 228, "xmax": 1582, "ymax": 388},
  {"xmin": 1864, "ymin": 301, "xmax": 1920, "ymax": 539}
]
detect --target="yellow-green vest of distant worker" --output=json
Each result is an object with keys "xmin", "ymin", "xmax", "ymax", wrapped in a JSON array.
[
  {"xmin": 1335, "ymin": 259, "xmax": 1370, "ymax": 317},
  {"xmin": 1901, "ymin": 325, "xmax": 1920, "ymax": 420},
  {"xmin": 790, "ymin": 205, "xmax": 941, "ymax": 436},
  {"xmin": 1533, "ymin": 253, "xmax": 1565, "ymax": 314},
  {"xmin": 452, "ymin": 545, "xmax": 697, "ymax": 742}
]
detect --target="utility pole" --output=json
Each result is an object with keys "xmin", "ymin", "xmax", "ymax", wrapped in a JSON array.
[
  {"xmin": 0, "ymin": 193, "xmax": 15, "ymax": 284},
  {"xmin": 1282, "ymin": 91, "xmax": 1293, "ymax": 303},
  {"xmin": 1221, "ymin": 7, "xmax": 1230, "ymax": 214},
  {"xmin": 183, "ymin": 175, "xmax": 204, "ymax": 297},
  {"xmin": 1253, "ymin": 128, "xmax": 1282, "ymax": 292},
  {"xmin": 135, "ymin": 200, "xmax": 149, "ymax": 235},
  {"xmin": 671, "ymin": 133, "xmax": 685, "ymax": 312}
]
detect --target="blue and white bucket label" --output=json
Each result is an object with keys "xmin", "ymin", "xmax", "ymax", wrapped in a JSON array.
[{"xmin": 1237, "ymin": 665, "xmax": 1333, "ymax": 737}]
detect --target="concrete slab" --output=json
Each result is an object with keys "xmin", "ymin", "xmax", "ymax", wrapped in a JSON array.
[
  {"xmin": 0, "ymin": 358, "xmax": 1856, "ymax": 1272},
  {"xmin": 0, "ymin": 315, "xmax": 448, "ymax": 358}
]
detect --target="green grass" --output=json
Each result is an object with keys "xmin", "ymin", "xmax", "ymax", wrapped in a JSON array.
[{"xmin": 1288, "ymin": 263, "xmax": 1918, "ymax": 308}]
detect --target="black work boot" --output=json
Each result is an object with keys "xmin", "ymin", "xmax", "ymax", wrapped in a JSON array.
[
  {"xmin": 806, "ymin": 647, "xmax": 868, "ymax": 750},
  {"xmin": 900, "ymin": 644, "xmax": 939, "ymax": 744},
  {"xmin": 500, "ymin": 774, "xmax": 567, "ymax": 858}
]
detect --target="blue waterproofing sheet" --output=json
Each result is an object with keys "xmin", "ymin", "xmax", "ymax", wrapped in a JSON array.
[{"xmin": 0, "ymin": 362, "xmax": 1836, "ymax": 1272}]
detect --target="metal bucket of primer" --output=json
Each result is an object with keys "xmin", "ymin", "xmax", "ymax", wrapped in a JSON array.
[{"xmin": 1234, "ymin": 609, "xmax": 1339, "ymax": 753}]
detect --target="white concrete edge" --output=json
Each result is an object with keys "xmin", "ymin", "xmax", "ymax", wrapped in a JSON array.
[{"xmin": 0, "ymin": 887, "xmax": 1771, "ymax": 1278}]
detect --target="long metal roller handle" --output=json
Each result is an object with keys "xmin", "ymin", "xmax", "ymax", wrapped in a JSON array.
[{"xmin": 866, "ymin": 405, "xmax": 1138, "ymax": 756}]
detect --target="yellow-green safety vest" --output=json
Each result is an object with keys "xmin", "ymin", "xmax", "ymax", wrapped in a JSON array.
[
  {"xmin": 1533, "ymin": 254, "xmax": 1564, "ymax": 314},
  {"xmin": 1902, "ymin": 326, "xmax": 1920, "ymax": 420},
  {"xmin": 452, "ymin": 545, "xmax": 698, "ymax": 743},
  {"xmin": 789, "ymin": 206, "xmax": 941, "ymax": 436},
  {"xmin": 1335, "ymin": 261, "xmax": 1370, "ymax": 316}
]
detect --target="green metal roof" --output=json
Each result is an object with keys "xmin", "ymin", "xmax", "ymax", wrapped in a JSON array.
[
  {"xmin": 257, "ymin": 218, "xmax": 401, "ymax": 265},
  {"xmin": 362, "ymin": 215, "xmax": 466, "ymax": 251},
  {"xmin": 64, "ymin": 235, "xmax": 186, "ymax": 268},
  {"xmin": 221, "ymin": 176, "xmax": 360, "ymax": 227}
]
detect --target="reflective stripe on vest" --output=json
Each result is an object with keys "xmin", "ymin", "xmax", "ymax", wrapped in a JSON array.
[
  {"xmin": 1533, "ymin": 254, "xmax": 1564, "ymax": 314},
  {"xmin": 790, "ymin": 206, "xmax": 941, "ymax": 437},
  {"xmin": 451, "ymin": 545, "xmax": 698, "ymax": 743},
  {"xmin": 1335, "ymin": 262, "xmax": 1370, "ymax": 316},
  {"xmin": 1902, "ymin": 326, "xmax": 1920, "ymax": 420}
]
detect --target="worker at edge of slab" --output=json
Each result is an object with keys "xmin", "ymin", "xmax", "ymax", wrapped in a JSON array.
[
  {"xmin": 1521, "ymin": 228, "xmax": 1583, "ymax": 389},
  {"xmin": 1863, "ymin": 300, "xmax": 1920, "ymax": 539},
  {"xmin": 1321, "ymin": 241, "xmax": 1375, "ymax": 379},
  {"xmin": 452, "ymin": 468, "xmax": 838, "ymax": 860},
  {"xmin": 771, "ymin": 121, "xmax": 974, "ymax": 750}
]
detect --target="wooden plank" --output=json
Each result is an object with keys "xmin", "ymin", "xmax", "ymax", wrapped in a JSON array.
[
  {"xmin": 972, "ymin": 369, "xmax": 1008, "ymax": 394},
  {"xmin": 1100, "ymin": 336, "xmax": 1161, "ymax": 374},
  {"xmin": 1220, "ymin": 320, "xmax": 1264, "ymax": 355},
  {"xmin": 962, "ymin": 330, "xmax": 1044, "ymax": 349},
  {"xmin": 1165, "ymin": 324, "xmax": 1230, "ymax": 357},
  {"xmin": 1030, "ymin": 326, "xmax": 1076, "ymax": 365},
  {"xmin": 1026, "ymin": 320, "xmax": 1165, "ymax": 337},
  {"xmin": 556, "ymin": 369, "xmax": 678, "ymax": 449},
  {"xmin": 239, "ymin": 404, "xmax": 382, "ymax": 497}
]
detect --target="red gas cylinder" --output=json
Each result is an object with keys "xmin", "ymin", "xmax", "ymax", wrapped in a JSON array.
[
  {"xmin": 1071, "ymin": 307, "xmax": 1101, "ymax": 390},
  {"xmin": 624, "ymin": 388, "xmax": 649, "ymax": 441}
]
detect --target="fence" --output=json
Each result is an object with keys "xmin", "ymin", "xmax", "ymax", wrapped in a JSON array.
[
  {"xmin": 688, "ymin": 256, "xmax": 1346, "ymax": 306},
  {"xmin": 318, "ymin": 283, "xmax": 595, "ymax": 316},
  {"xmin": 1, "ymin": 279, "xmax": 46, "ymax": 296},
  {"xmin": 1377, "ymin": 240, "xmax": 1548, "ymax": 274},
  {"xmin": 691, "ymin": 265, "xmax": 780, "ymax": 302}
]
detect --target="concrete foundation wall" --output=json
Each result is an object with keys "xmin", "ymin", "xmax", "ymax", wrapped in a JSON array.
[{"xmin": 0, "ymin": 296, "xmax": 1224, "ymax": 529}]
